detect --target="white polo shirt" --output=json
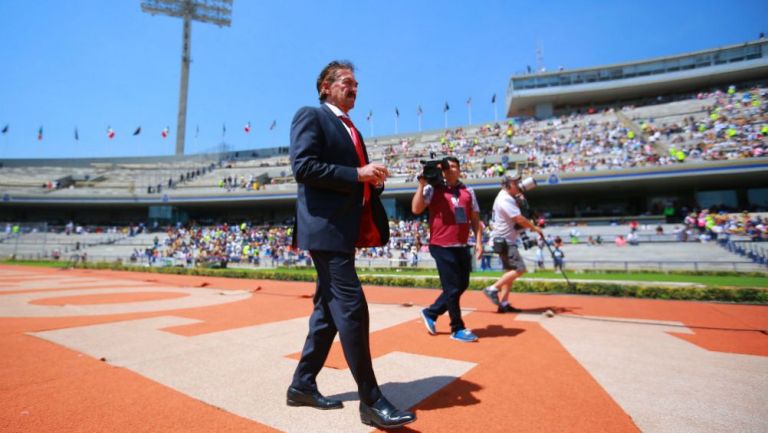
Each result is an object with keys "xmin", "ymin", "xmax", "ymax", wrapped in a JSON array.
[{"xmin": 490, "ymin": 188, "xmax": 522, "ymax": 243}]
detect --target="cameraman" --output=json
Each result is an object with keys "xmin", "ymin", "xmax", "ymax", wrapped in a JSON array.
[
  {"xmin": 483, "ymin": 172, "xmax": 542, "ymax": 313},
  {"xmin": 412, "ymin": 156, "xmax": 484, "ymax": 343}
]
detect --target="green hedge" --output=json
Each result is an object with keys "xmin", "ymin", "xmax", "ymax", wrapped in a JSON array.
[
  {"xmin": 64, "ymin": 261, "xmax": 318, "ymax": 282},
  {"xmin": 6, "ymin": 260, "xmax": 768, "ymax": 304}
]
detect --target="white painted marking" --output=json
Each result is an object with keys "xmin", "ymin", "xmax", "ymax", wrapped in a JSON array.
[
  {"xmin": 0, "ymin": 286, "xmax": 251, "ymax": 317},
  {"xmin": 0, "ymin": 278, "xmax": 153, "ymax": 292},
  {"xmin": 33, "ymin": 304, "xmax": 477, "ymax": 433},
  {"xmin": 529, "ymin": 314, "xmax": 768, "ymax": 433}
]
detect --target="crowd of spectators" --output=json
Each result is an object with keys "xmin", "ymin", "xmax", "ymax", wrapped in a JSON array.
[
  {"xmin": 42, "ymin": 180, "xmax": 61, "ymax": 190},
  {"xmin": 136, "ymin": 217, "xmax": 562, "ymax": 269},
  {"xmin": 355, "ymin": 219, "xmax": 431, "ymax": 264},
  {"xmin": 137, "ymin": 219, "xmax": 436, "ymax": 268},
  {"xmin": 24, "ymin": 85, "xmax": 765, "ymax": 200},
  {"xmin": 218, "ymin": 175, "xmax": 267, "ymax": 192},
  {"xmin": 69, "ymin": 209, "xmax": 759, "ymax": 270},
  {"xmin": 118, "ymin": 205, "xmax": 767, "ymax": 268},
  {"xmin": 643, "ymin": 86, "xmax": 767, "ymax": 162},
  {"xmin": 379, "ymin": 118, "xmax": 665, "ymax": 182},
  {"xmin": 135, "ymin": 222, "xmax": 303, "ymax": 267},
  {"xmin": 372, "ymin": 85, "xmax": 767, "ymax": 183},
  {"xmin": 147, "ymin": 163, "xmax": 218, "ymax": 194},
  {"xmin": 238, "ymin": 84, "xmax": 765, "ymax": 188},
  {"xmin": 214, "ymin": 158, "xmax": 292, "ymax": 191},
  {"xmin": 678, "ymin": 208, "xmax": 767, "ymax": 242}
]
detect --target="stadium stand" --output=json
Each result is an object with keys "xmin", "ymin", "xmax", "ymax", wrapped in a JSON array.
[
  {"xmin": 506, "ymin": 38, "xmax": 768, "ymax": 118},
  {"xmin": 1, "ymin": 215, "xmax": 764, "ymax": 272},
  {"xmin": 0, "ymin": 226, "xmax": 127, "ymax": 261},
  {"xmin": 1, "ymin": 39, "xmax": 766, "ymax": 276},
  {"xmin": 1, "ymin": 87, "xmax": 764, "ymax": 198}
]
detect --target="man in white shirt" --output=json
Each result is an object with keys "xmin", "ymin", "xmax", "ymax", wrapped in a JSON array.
[{"xmin": 483, "ymin": 172, "xmax": 542, "ymax": 313}]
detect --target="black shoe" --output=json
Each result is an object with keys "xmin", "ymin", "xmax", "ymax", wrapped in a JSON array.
[
  {"xmin": 360, "ymin": 396, "xmax": 416, "ymax": 429},
  {"xmin": 497, "ymin": 304, "xmax": 521, "ymax": 313},
  {"xmin": 286, "ymin": 386, "xmax": 343, "ymax": 410}
]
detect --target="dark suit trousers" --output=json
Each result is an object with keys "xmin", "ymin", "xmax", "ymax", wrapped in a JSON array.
[
  {"xmin": 424, "ymin": 245, "xmax": 471, "ymax": 333},
  {"xmin": 291, "ymin": 250, "xmax": 381, "ymax": 405}
]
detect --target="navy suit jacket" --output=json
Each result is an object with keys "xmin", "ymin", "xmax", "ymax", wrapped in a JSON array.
[{"xmin": 290, "ymin": 104, "xmax": 390, "ymax": 253}]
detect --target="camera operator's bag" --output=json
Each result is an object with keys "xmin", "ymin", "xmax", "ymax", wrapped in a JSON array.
[{"xmin": 492, "ymin": 237, "xmax": 508, "ymax": 255}]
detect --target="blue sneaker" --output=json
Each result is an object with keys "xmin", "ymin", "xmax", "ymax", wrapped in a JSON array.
[
  {"xmin": 420, "ymin": 309, "xmax": 436, "ymax": 335},
  {"xmin": 451, "ymin": 329, "xmax": 478, "ymax": 343}
]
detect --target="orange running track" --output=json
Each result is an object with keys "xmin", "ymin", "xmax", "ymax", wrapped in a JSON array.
[{"xmin": 1, "ymin": 264, "xmax": 766, "ymax": 433}]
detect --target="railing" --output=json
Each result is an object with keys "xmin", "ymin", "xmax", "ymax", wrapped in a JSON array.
[
  {"xmin": 546, "ymin": 233, "xmax": 695, "ymax": 243},
  {"xmin": 546, "ymin": 260, "xmax": 765, "ymax": 272},
  {"xmin": 354, "ymin": 256, "xmax": 766, "ymax": 272},
  {"xmin": 0, "ymin": 231, "xmax": 126, "ymax": 263},
  {"xmin": 0, "ymin": 235, "xmax": 129, "ymax": 256},
  {"xmin": 724, "ymin": 239, "xmax": 768, "ymax": 266}
]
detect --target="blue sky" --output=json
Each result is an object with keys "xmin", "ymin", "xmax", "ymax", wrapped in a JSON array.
[{"xmin": 1, "ymin": 0, "xmax": 766, "ymax": 159}]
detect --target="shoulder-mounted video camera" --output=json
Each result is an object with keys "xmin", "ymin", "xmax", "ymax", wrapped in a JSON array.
[
  {"xmin": 512, "ymin": 186, "xmax": 538, "ymax": 249},
  {"xmin": 515, "ymin": 194, "xmax": 534, "ymax": 220},
  {"xmin": 418, "ymin": 160, "xmax": 445, "ymax": 187},
  {"xmin": 518, "ymin": 177, "xmax": 537, "ymax": 193}
]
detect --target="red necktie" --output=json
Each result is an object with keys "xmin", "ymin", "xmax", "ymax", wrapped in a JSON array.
[{"xmin": 339, "ymin": 116, "xmax": 370, "ymax": 204}]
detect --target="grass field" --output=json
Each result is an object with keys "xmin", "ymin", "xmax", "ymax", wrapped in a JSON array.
[
  {"xmin": 2, "ymin": 260, "xmax": 766, "ymax": 289},
  {"xmin": 3, "ymin": 259, "xmax": 766, "ymax": 303},
  {"xmin": 313, "ymin": 268, "xmax": 765, "ymax": 289},
  {"xmin": 0, "ymin": 259, "xmax": 70, "ymax": 268},
  {"xmin": 372, "ymin": 268, "xmax": 768, "ymax": 288}
]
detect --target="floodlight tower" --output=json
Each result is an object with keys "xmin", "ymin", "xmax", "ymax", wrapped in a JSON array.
[{"xmin": 141, "ymin": 0, "xmax": 232, "ymax": 156}]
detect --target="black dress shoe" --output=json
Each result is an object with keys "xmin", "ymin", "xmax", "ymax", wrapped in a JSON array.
[
  {"xmin": 359, "ymin": 396, "xmax": 416, "ymax": 429},
  {"xmin": 286, "ymin": 386, "xmax": 343, "ymax": 410},
  {"xmin": 497, "ymin": 304, "xmax": 521, "ymax": 313}
]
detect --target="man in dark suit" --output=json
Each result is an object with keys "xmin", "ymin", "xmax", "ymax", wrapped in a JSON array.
[{"xmin": 286, "ymin": 60, "xmax": 416, "ymax": 430}]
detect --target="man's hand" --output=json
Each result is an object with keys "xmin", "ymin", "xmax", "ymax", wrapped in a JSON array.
[
  {"xmin": 357, "ymin": 163, "xmax": 389, "ymax": 184},
  {"xmin": 411, "ymin": 174, "xmax": 428, "ymax": 215},
  {"xmin": 474, "ymin": 243, "xmax": 484, "ymax": 260}
]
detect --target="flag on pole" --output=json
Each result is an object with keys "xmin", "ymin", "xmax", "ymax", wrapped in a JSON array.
[
  {"xmin": 244, "ymin": 121, "xmax": 251, "ymax": 133},
  {"xmin": 444, "ymin": 102, "xmax": 450, "ymax": 112},
  {"xmin": 161, "ymin": 126, "xmax": 169, "ymax": 138},
  {"xmin": 466, "ymin": 98, "xmax": 473, "ymax": 125},
  {"xmin": 133, "ymin": 126, "xmax": 142, "ymax": 136},
  {"xmin": 366, "ymin": 110, "xmax": 373, "ymax": 121},
  {"xmin": 222, "ymin": 123, "xmax": 226, "ymax": 137},
  {"xmin": 491, "ymin": 93, "xmax": 496, "ymax": 103},
  {"xmin": 416, "ymin": 105, "xmax": 424, "ymax": 131},
  {"xmin": 269, "ymin": 120, "xmax": 277, "ymax": 130},
  {"xmin": 107, "ymin": 127, "xmax": 115, "ymax": 139},
  {"xmin": 395, "ymin": 107, "xmax": 400, "ymax": 118},
  {"xmin": 1, "ymin": 124, "xmax": 8, "ymax": 134},
  {"xmin": 37, "ymin": 126, "xmax": 43, "ymax": 141},
  {"xmin": 74, "ymin": 127, "xmax": 79, "ymax": 141}
]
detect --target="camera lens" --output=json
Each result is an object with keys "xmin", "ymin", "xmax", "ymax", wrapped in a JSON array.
[{"xmin": 519, "ymin": 177, "xmax": 537, "ymax": 192}]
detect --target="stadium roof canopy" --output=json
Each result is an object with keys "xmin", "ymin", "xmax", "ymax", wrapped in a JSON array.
[{"xmin": 506, "ymin": 38, "xmax": 768, "ymax": 119}]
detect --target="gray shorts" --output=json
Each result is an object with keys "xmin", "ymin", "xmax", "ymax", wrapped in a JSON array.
[{"xmin": 499, "ymin": 246, "xmax": 527, "ymax": 272}]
